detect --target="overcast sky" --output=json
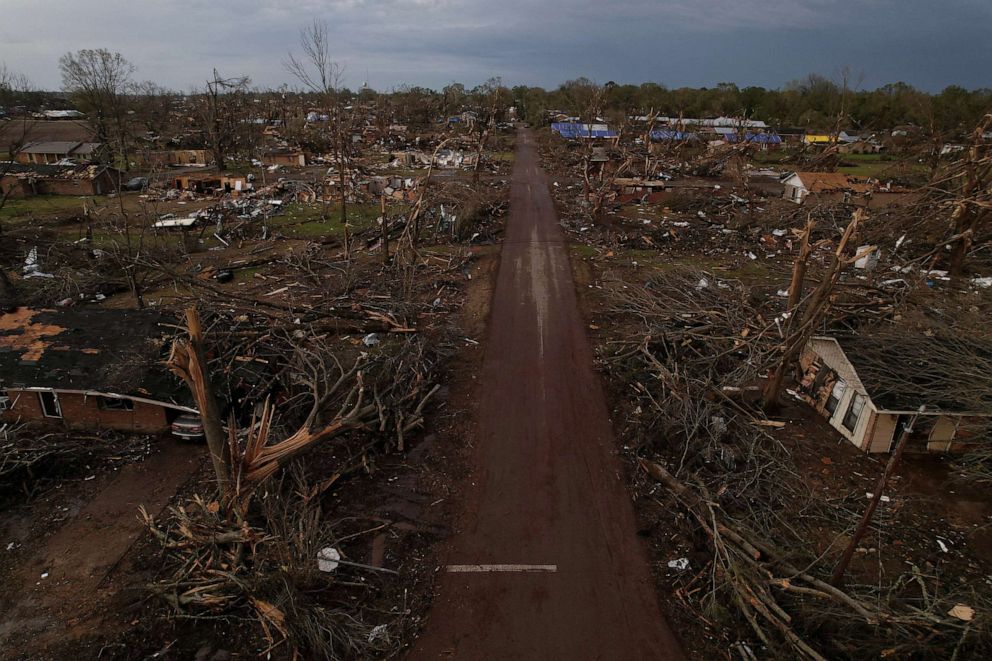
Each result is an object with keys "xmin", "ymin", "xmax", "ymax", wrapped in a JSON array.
[{"xmin": 2, "ymin": 0, "xmax": 990, "ymax": 93}]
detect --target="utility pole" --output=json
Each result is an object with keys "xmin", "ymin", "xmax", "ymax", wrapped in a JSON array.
[{"xmin": 830, "ymin": 406, "xmax": 924, "ymax": 586}]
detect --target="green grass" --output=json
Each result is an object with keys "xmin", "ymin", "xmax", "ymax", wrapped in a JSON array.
[
  {"xmin": 272, "ymin": 202, "xmax": 382, "ymax": 239},
  {"xmin": 234, "ymin": 266, "xmax": 263, "ymax": 282},
  {"xmin": 836, "ymin": 153, "xmax": 928, "ymax": 179},
  {"xmin": 752, "ymin": 150, "xmax": 792, "ymax": 165},
  {"xmin": 0, "ymin": 195, "xmax": 98, "ymax": 222},
  {"xmin": 571, "ymin": 242, "xmax": 599, "ymax": 258}
]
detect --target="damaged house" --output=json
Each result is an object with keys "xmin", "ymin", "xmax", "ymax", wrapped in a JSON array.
[
  {"xmin": 782, "ymin": 172, "xmax": 875, "ymax": 204},
  {"xmin": 262, "ymin": 150, "xmax": 307, "ymax": 167},
  {"xmin": 137, "ymin": 149, "xmax": 212, "ymax": 167},
  {"xmin": 0, "ymin": 308, "xmax": 195, "ymax": 433},
  {"xmin": 798, "ymin": 336, "xmax": 991, "ymax": 453},
  {"xmin": 0, "ymin": 162, "xmax": 121, "ymax": 198}
]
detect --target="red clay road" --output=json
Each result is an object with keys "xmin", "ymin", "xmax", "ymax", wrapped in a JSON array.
[{"xmin": 408, "ymin": 130, "xmax": 685, "ymax": 660}]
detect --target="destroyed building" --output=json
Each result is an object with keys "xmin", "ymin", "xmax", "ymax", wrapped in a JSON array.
[
  {"xmin": 262, "ymin": 150, "xmax": 307, "ymax": 167},
  {"xmin": 172, "ymin": 173, "xmax": 249, "ymax": 196},
  {"xmin": 0, "ymin": 308, "xmax": 195, "ymax": 433},
  {"xmin": 798, "ymin": 336, "xmax": 991, "ymax": 453},
  {"xmin": 137, "ymin": 149, "xmax": 212, "ymax": 167},
  {"xmin": 0, "ymin": 162, "xmax": 121, "ymax": 198},
  {"xmin": 782, "ymin": 171, "xmax": 871, "ymax": 204}
]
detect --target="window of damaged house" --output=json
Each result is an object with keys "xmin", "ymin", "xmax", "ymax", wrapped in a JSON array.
[
  {"xmin": 97, "ymin": 396, "xmax": 134, "ymax": 411},
  {"xmin": 825, "ymin": 379, "xmax": 846, "ymax": 415},
  {"xmin": 38, "ymin": 390, "xmax": 62, "ymax": 418},
  {"xmin": 843, "ymin": 393, "xmax": 866, "ymax": 432}
]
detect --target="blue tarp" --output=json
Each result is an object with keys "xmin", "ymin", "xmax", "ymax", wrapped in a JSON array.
[
  {"xmin": 724, "ymin": 132, "xmax": 783, "ymax": 144},
  {"xmin": 551, "ymin": 122, "xmax": 617, "ymax": 139},
  {"xmin": 650, "ymin": 130, "xmax": 698, "ymax": 141}
]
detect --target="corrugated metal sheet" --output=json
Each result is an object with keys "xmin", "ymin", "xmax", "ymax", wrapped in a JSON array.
[
  {"xmin": 649, "ymin": 130, "xmax": 697, "ymax": 141},
  {"xmin": 551, "ymin": 123, "xmax": 617, "ymax": 139},
  {"xmin": 724, "ymin": 132, "xmax": 783, "ymax": 144}
]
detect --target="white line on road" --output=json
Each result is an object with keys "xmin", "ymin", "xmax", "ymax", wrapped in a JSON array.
[{"xmin": 446, "ymin": 564, "xmax": 557, "ymax": 573}]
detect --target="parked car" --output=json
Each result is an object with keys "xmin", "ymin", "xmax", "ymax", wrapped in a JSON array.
[
  {"xmin": 124, "ymin": 176, "xmax": 148, "ymax": 191},
  {"xmin": 171, "ymin": 413, "xmax": 205, "ymax": 440}
]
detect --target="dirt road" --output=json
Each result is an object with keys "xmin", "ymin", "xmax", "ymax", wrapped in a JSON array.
[{"xmin": 408, "ymin": 130, "xmax": 684, "ymax": 660}]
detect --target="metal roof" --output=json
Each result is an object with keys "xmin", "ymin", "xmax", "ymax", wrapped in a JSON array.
[
  {"xmin": 551, "ymin": 123, "xmax": 618, "ymax": 139},
  {"xmin": 19, "ymin": 141, "xmax": 103, "ymax": 155}
]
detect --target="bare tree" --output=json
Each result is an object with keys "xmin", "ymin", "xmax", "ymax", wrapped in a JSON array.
[
  {"xmin": 944, "ymin": 113, "xmax": 992, "ymax": 277},
  {"xmin": 202, "ymin": 69, "xmax": 251, "ymax": 171},
  {"xmin": 59, "ymin": 49, "xmax": 134, "ymax": 166},
  {"xmin": 285, "ymin": 19, "xmax": 355, "ymax": 257},
  {"xmin": 762, "ymin": 210, "xmax": 873, "ymax": 411},
  {"xmin": 0, "ymin": 64, "xmax": 35, "ymax": 248}
]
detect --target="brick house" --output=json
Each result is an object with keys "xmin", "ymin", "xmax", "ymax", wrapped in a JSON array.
[
  {"xmin": 0, "ymin": 308, "xmax": 196, "ymax": 433},
  {"xmin": 0, "ymin": 163, "xmax": 121, "ymax": 198},
  {"xmin": 15, "ymin": 141, "xmax": 107, "ymax": 164}
]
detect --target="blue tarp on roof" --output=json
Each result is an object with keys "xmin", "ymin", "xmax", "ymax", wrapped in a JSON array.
[
  {"xmin": 551, "ymin": 122, "xmax": 617, "ymax": 139},
  {"xmin": 650, "ymin": 130, "xmax": 698, "ymax": 141},
  {"xmin": 724, "ymin": 132, "xmax": 783, "ymax": 144}
]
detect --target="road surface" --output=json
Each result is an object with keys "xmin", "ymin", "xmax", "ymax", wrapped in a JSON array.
[{"xmin": 407, "ymin": 129, "xmax": 685, "ymax": 660}]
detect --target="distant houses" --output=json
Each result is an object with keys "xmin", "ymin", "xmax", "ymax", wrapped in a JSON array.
[{"xmin": 14, "ymin": 141, "xmax": 107, "ymax": 165}]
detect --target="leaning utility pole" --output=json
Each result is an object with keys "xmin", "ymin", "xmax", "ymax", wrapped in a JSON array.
[{"xmin": 830, "ymin": 406, "xmax": 924, "ymax": 586}]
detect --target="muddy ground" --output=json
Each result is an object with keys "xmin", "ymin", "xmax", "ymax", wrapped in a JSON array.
[
  {"xmin": 0, "ymin": 247, "xmax": 497, "ymax": 660},
  {"xmin": 563, "ymin": 197, "xmax": 992, "ymax": 658}
]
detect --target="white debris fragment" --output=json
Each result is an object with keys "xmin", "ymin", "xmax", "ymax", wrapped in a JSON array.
[
  {"xmin": 23, "ymin": 247, "xmax": 55, "ymax": 279},
  {"xmin": 317, "ymin": 547, "xmax": 341, "ymax": 572},
  {"xmin": 667, "ymin": 558, "xmax": 690, "ymax": 571},
  {"xmin": 362, "ymin": 333, "xmax": 381, "ymax": 347},
  {"xmin": 368, "ymin": 624, "xmax": 389, "ymax": 644}
]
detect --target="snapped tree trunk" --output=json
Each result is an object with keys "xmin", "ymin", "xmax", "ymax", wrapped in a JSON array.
[
  {"xmin": 336, "ymin": 130, "xmax": 350, "ymax": 259},
  {"xmin": 380, "ymin": 193, "xmax": 389, "ymax": 264},
  {"xmin": 168, "ymin": 307, "xmax": 231, "ymax": 494},
  {"xmin": 763, "ymin": 211, "xmax": 865, "ymax": 412}
]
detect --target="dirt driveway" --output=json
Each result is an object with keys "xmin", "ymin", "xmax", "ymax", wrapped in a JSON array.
[
  {"xmin": 0, "ymin": 439, "xmax": 203, "ymax": 658},
  {"xmin": 407, "ymin": 129, "xmax": 685, "ymax": 660}
]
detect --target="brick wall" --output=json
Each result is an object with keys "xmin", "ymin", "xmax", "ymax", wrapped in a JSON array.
[{"xmin": 2, "ymin": 389, "xmax": 171, "ymax": 433}]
